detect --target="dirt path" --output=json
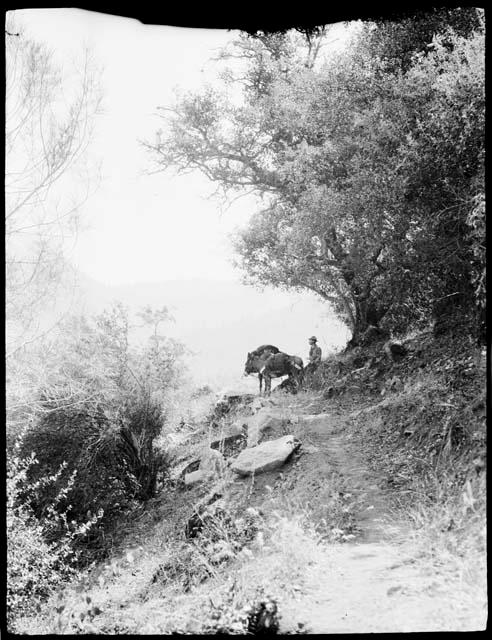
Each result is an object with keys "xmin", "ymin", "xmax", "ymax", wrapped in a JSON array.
[
  {"xmin": 301, "ymin": 408, "xmax": 407, "ymax": 542},
  {"xmin": 17, "ymin": 388, "xmax": 485, "ymax": 635},
  {"xmin": 265, "ymin": 393, "xmax": 487, "ymax": 633}
]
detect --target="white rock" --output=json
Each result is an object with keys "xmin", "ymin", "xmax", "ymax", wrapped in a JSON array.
[
  {"xmin": 244, "ymin": 408, "xmax": 285, "ymax": 446},
  {"xmin": 209, "ymin": 423, "xmax": 246, "ymax": 451},
  {"xmin": 184, "ymin": 469, "xmax": 206, "ymax": 486},
  {"xmin": 184, "ymin": 449, "xmax": 226, "ymax": 486},
  {"xmin": 201, "ymin": 448, "xmax": 226, "ymax": 475},
  {"xmin": 231, "ymin": 434, "xmax": 299, "ymax": 476}
]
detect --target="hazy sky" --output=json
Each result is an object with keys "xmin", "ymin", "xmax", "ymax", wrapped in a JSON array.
[
  {"xmin": 11, "ymin": 9, "xmax": 245, "ymax": 284},
  {"xmin": 11, "ymin": 9, "xmax": 355, "ymax": 287}
]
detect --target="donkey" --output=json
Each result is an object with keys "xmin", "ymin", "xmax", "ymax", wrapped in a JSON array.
[
  {"xmin": 244, "ymin": 346, "xmax": 304, "ymax": 396},
  {"xmin": 243, "ymin": 345, "xmax": 280, "ymax": 395}
]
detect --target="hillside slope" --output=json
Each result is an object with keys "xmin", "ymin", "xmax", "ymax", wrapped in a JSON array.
[{"xmin": 17, "ymin": 330, "xmax": 486, "ymax": 634}]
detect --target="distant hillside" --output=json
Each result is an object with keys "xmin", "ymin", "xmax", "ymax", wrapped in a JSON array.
[{"xmin": 73, "ymin": 272, "xmax": 351, "ymax": 388}]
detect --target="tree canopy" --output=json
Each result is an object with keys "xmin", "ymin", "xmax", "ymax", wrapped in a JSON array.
[{"xmin": 145, "ymin": 9, "xmax": 485, "ymax": 344}]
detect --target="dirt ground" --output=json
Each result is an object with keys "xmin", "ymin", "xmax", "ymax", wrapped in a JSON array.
[
  {"xmin": 221, "ymin": 391, "xmax": 487, "ymax": 633},
  {"xmin": 24, "ymin": 388, "xmax": 485, "ymax": 635}
]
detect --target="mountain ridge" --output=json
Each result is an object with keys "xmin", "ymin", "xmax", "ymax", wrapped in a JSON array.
[{"xmin": 73, "ymin": 271, "xmax": 350, "ymax": 387}]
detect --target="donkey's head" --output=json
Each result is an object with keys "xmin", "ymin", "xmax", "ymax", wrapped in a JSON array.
[
  {"xmin": 244, "ymin": 352, "xmax": 254, "ymax": 376},
  {"xmin": 244, "ymin": 351, "xmax": 258, "ymax": 375}
]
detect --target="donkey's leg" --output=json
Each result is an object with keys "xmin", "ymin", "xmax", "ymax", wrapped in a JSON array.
[
  {"xmin": 297, "ymin": 368, "xmax": 304, "ymax": 390},
  {"xmin": 289, "ymin": 373, "xmax": 299, "ymax": 394},
  {"xmin": 287, "ymin": 365, "xmax": 300, "ymax": 393}
]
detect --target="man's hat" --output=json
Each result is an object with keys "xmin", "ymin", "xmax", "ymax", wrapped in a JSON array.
[{"xmin": 309, "ymin": 336, "xmax": 317, "ymax": 342}]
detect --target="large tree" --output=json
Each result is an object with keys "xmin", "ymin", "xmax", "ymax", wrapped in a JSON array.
[{"xmin": 145, "ymin": 10, "xmax": 484, "ymax": 343}]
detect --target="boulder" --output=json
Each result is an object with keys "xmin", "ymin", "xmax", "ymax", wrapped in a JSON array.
[
  {"xmin": 201, "ymin": 448, "xmax": 226, "ymax": 475},
  {"xmin": 213, "ymin": 392, "xmax": 256, "ymax": 420},
  {"xmin": 231, "ymin": 435, "xmax": 300, "ymax": 476},
  {"xmin": 210, "ymin": 426, "xmax": 247, "ymax": 458},
  {"xmin": 183, "ymin": 449, "xmax": 226, "ymax": 486},
  {"xmin": 210, "ymin": 430, "xmax": 246, "ymax": 448},
  {"xmin": 184, "ymin": 469, "xmax": 206, "ymax": 486},
  {"xmin": 172, "ymin": 457, "xmax": 201, "ymax": 481},
  {"xmin": 244, "ymin": 408, "xmax": 286, "ymax": 447},
  {"xmin": 210, "ymin": 420, "xmax": 246, "ymax": 444}
]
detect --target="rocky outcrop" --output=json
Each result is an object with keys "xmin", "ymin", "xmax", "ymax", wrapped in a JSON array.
[
  {"xmin": 212, "ymin": 392, "xmax": 256, "ymax": 422},
  {"xmin": 172, "ymin": 457, "xmax": 201, "ymax": 481},
  {"xmin": 243, "ymin": 408, "xmax": 286, "ymax": 447},
  {"xmin": 184, "ymin": 448, "xmax": 226, "ymax": 486},
  {"xmin": 184, "ymin": 469, "xmax": 206, "ymax": 486},
  {"xmin": 210, "ymin": 423, "xmax": 247, "ymax": 457},
  {"xmin": 202, "ymin": 448, "xmax": 226, "ymax": 474},
  {"xmin": 231, "ymin": 435, "xmax": 300, "ymax": 477},
  {"xmin": 223, "ymin": 421, "xmax": 247, "ymax": 437}
]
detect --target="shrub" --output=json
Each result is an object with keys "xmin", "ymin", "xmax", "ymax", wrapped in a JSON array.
[
  {"xmin": 7, "ymin": 303, "xmax": 182, "ymax": 631},
  {"xmin": 7, "ymin": 301, "xmax": 182, "ymax": 595},
  {"xmin": 19, "ymin": 394, "xmax": 169, "ymax": 555},
  {"xmin": 7, "ymin": 442, "xmax": 101, "ymax": 631}
]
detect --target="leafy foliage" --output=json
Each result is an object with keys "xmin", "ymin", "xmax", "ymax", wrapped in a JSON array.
[
  {"xmin": 356, "ymin": 7, "xmax": 482, "ymax": 72},
  {"xmin": 146, "ymin": 10, "xmax": 484, "ymax": 343},
  {"xmin": 7, "ymin": 444, "xmax": 102, "ymax": 630},
  {"xmin": 16, "ymin": 304, "xmax": 184, "ymax": 554},
  {"xmin": 5, "ymin": 14, "xmax": 102, "ymax": 356}
]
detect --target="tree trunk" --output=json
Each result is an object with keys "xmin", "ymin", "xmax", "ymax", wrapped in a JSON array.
[{"xmin": 346, "ymin": 297, "xmax": 388, "ymax": 349}]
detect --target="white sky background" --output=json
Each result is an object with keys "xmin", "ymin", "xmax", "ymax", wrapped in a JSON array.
[
  {"xmin": 11, "ymin": 9, "xmax": 246, "ymax": 284},
  {"xmin": 7, "ymin": 10, "xmax": 355, "ymax": 375},
  {"xmin": 11, "ymin": 9, "xmax": 356, "ymax": 286}
]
